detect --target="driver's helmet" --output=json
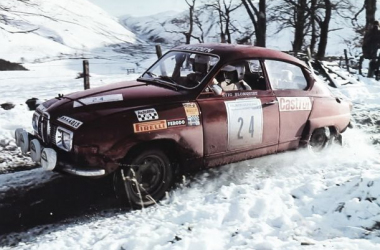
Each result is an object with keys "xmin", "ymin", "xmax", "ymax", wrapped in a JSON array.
[
  {"xmin": 234, "ymin": 63, "xmax": 245, "ymax": 81},
  {"xmin": 281, "ymin": 69, "xmax": 293, "ymax": 82},
  {"xmin": 193, "ymin": 55, "xmax": 211, "ymax": 74},
  {"xmin": 220, "ymin": 65, "xmax": 237, "ymax": 85}
]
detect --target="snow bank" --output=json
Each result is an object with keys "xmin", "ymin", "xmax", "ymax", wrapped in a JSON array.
[{"xmin": 2, "ymin": 133, "xmax": 380, "ymax": 249}]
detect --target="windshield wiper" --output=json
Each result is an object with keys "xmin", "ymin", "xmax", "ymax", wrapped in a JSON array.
[
  {"xmin": 137, "ymin": 78, "xmax": 178, "ymax": 91},
  {"xmin": 159, "ymin": 75, "xmax": 178, "ymax": 86},
  {"xmin": 144, "ymin": 71, "xmax": 158, "ymax": 78}
]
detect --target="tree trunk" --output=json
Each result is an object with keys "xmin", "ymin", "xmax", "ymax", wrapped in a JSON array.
[
  {"xmin": 257, "ymin": 0, "xmax": 266, "ymax": 47},
  {"xmin": 310, "ymin": 0, "xmax": 317, "ymax": 53},
  {"xmin": 316, "ymin": 0, "xmax": 331, "ymax": 59},
  {"xmin": 293, "ymin": 0, "xmax": 306, "ymax": 53},
  {"xmin": 365, "ymin": 0, "xmax": 377, "ymax": 30},
  {"xmin": 241, "ymin": 0, "xmax": 266, "ymax": 47},
  {"xmin": 186, "ymin": 5, "xmax": 194, "ymax": 44},
  {"xmin": 218, "ymin": 9, "xmax": 226, "ymax": 43}
]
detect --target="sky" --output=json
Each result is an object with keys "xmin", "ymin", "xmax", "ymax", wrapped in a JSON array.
[{"xmin": 88, "ymin": 0, "xmax": 189, "ymax": 17}]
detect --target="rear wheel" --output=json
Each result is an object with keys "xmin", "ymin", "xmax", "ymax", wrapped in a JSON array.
[
  {"xmin": 308, "ymin": 127, "xmax": 330, "ymax": 153},
  {"xmin": 114, "ymin": 149, "xmax": 173, "ymax": 208}
]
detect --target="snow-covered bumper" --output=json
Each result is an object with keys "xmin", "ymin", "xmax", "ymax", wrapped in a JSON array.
[{"xmin": 14, "ymin": 128, "xmax": 106, "ymax": 177}]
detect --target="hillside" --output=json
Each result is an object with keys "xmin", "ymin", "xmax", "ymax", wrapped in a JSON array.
[
  {"xmin": 121, "ymin": 0, "xmax": 380, "ymax": 57},
  {"xmin": 0, "ymin": 0, "xmax": 139, "ymax": 63}
]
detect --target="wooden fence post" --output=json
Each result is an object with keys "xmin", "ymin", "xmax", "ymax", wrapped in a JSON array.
[
  {"xmin": 155, "ymin": 45, "xmax": 162, "ymax": 59},
  {"xmin": 83, "ymin": 60, "xmax": 90, "ymax": 90},
  {"xmin": 344, "ymin": 49, "xmax": 350, "ymax": 73}
]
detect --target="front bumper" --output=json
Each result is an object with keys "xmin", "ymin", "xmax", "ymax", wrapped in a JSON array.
[{"xmin": 15, "ymin": 128, "xmax": 106, "ymax": 177}]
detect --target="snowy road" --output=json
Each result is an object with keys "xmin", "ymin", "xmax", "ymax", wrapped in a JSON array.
[
  {"xmin": 1, "ymin": 55, "xmax": 380, "ymax": 249},
  {"xmin": 1, "ymin": 127, "xmax": 380, "ymax": 249}
]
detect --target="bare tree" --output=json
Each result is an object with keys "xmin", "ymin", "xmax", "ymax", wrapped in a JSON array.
[
  {"xmin": 165, "ymin": 0, "xmax": 197, "ymax": 44},
  {"xmin": 193, "ymin": 9, "xmax": 205, "ymax": 43},
  {"xmin": 205, "ymin": 0, "xmax": 242, "ymax": 43},
  {"xmin": 315, "ymin": 0, "xmax": 331, "ymax": 59},
  {"xmin": 241, "ymin": 0, "xmax": 266, "ymax": 47},
  {"xmin": 270, "ymin": 0, "xmax": 310, "ymax": 53}
]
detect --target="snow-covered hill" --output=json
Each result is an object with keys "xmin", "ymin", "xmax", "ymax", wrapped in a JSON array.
[{"xmin": 0, "ymin": 0, "xmax": 139, "ymax": 62}]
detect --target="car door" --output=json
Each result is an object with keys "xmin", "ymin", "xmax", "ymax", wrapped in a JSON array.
[
  {"xmin": 197, "ymin": 59, "xmax": 279, "ymax": 167},
  {"xmin": 264, "ymin": 60, "xmax": 313, "ymax": 151}
]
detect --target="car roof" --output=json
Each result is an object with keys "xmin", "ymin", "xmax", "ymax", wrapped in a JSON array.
[{"xmin": 173, "ymin": 43, "xmax": 308, "ymax": 68}]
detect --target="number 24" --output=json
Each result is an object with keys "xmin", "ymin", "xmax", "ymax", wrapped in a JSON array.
[{"xmin": 237, "ymin": 116, "xmax": 254, "ymax": 139}]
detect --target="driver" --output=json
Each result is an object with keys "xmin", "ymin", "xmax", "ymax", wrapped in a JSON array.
[
  {"xmin": 215, "ymin": 64, "xmax": 251, "ymax": 91},
  {"xmin": 187, "ymin": 54, "xmax": 211, "ymax": 84}
]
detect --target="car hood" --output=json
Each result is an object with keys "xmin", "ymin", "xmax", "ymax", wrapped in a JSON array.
[{"xmin": 42, "ymin": 80, "xmax": 187, "ymax": 124}]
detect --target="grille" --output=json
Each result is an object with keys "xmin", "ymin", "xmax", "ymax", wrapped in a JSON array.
[
  {"xmin": 50, "ymin": 124, "xmax": 57, "ymax": 145},
  {"xmin": 36, "ymin": 112, "xmax": 53, "ymax": 145}
]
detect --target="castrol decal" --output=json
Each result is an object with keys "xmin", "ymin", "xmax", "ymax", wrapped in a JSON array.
[{"xmin": 278, "ymin": 97, "xmax": 312, "ymax": 112}]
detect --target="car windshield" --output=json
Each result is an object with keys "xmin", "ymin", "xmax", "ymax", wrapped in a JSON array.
[{"xmin": 140, "ymin": 51, "xmax": 219, "ymax": 89}]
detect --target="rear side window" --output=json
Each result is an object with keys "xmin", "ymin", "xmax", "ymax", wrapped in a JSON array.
[{"xmin": 265, "ymin": 60, "xmax": 308, "ymax": 90}]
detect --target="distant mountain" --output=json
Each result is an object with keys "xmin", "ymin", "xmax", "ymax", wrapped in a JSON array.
[{"xmin": 0, "ymin": 0, "xmax": 140, "ymax": 62}]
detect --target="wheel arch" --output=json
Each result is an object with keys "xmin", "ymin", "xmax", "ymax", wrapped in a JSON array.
[
  {"xmin": 300, "ymin": 119, "xmax": 341, "ymax": 146},
  {"xmin": 121, "ymin": 139, "xmax": 183, "ymax": 171}
]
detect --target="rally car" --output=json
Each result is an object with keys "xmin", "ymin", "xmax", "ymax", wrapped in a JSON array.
[{"xmin": 15, "ymin": 43, "xmax": 352, "ymax": 208}]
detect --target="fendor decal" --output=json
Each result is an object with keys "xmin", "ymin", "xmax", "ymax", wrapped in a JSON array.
[
  {"xmin": 278, "ymin": 97, "xmax": 312, "ymax": 112},
  {"xmin": 183, "ymin": 103, "xmax": 200, "ymax": 126},
  {"xmin": 225, "ymin": 98, "xmax": 263, "ymax": 150},
  {"xmin": 73, "ymin": 94, "xmax": 123, "ymax": 108},
  {"xmin": 133, "ymin": 120, "xmax": 167, "ymax": 133},
  {"xmin": 135, "ymin": 108, "xmax": 159, "ymax": 122},
  {"xmin": 57, "ymin": 116, "xmax": 83, "ymax": 129}
]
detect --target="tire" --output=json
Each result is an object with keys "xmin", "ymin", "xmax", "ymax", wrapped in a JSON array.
[
  {"xmin": 114, "ymin": 149, "xmax": 173, "ymax": 208},
  {"xmin": 308, "ymin": 127, "xmax": 330, "ymax": 153}
]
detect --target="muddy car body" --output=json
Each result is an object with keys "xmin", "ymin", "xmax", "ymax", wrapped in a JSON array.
[{"xmin": 15, "ymin": 44, "xmax": 352, "ymax": 207}]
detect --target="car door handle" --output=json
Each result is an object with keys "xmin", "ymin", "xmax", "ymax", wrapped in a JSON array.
[{"xmin": 262, "ymin": 100, "xmax": 278, "ymax": 106}]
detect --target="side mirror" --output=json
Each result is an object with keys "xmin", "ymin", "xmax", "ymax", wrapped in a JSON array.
[{"xmin": 210, "ymin": 84, "xmax": 223, "ymax": 96}]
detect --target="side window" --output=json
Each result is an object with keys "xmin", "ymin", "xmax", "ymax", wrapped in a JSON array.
[
  {"xmin": 211, "ymin": 59, "xmax": 267, "ymax": 92},
  {"xmin": 265, "ymin": 60, "xmax": 308, "ymax": 90}
]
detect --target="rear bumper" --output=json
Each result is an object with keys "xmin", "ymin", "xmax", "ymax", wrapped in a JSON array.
[{"xmin": 15, "ymin": 128, "xmax": 106, "ymax": 177}]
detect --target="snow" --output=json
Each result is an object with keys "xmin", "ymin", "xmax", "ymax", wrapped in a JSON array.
[
  {"xmin": 120, "ymin": 0, "xmax": 380, "ymax": 56},
  {"xmin": 2, "ymin": 57, "xmax": 380, "ymax": 249},
  {"xmin": 0, "ymin": 0, "xmax": 139, "ymax": 62},
  {"xmin": 2, "ymin": 0, "xmax": 380, "ymax": 249}
]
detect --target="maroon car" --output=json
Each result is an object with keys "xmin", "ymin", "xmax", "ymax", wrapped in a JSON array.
[{"xmin": 15, "ymin": 44, "xmax": 352, "ymax": 208}]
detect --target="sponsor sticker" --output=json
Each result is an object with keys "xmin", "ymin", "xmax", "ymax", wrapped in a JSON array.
[
  {"xmin": 278, "ymin": 97, "xmax": 312, "ymax": 112},
  {"xmin": 73, "ymin": 94, "xmax": 123, "ymax": 108},
  {"xmin": 167, "ymin": 119, "xmax": 186, "ymax": 127},
  {"xmin": 133, "ymin": 120, "xmax": 167, "ymax": 133},
  {"xmin": 135, "ymin": 108, "xmax": 159, "ymax": 122},
  {"xmin": 183, "ymin": 103, "xmax": 199, "ymax": 116},
  {"xmin": 183, "ymin": 103, "xmax": 200, "ymax": 126},
  {"xmin": 177, "ymin": 46, "xmax": 214, "ymax": 53},
  {"xmin": 223, "ymin": 92, "xmax": 258, "ymax": 98},
  {"xmin": 187, "ymin": 115, "xmax": 200, "ymax": 126},
  {"xmin": 57, "ymin": 116, "xmax": 83, "ymax": 129}
]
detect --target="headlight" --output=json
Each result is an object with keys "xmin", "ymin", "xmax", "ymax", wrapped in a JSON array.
[
  {"xmin": 32, "ymin": 113, "xmax": 40, "ymax": 132},
  {"xmin": 55, "ymin": 127, "xmax": 74, "ymax": 151}
]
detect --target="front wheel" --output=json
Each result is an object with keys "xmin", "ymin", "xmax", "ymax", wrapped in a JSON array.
[{"xmin": 114, "ymin": 149, "xmax": 173, "ymax": 208}]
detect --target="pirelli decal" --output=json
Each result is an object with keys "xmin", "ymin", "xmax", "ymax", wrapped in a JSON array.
[
  {"xmin": 278, "ymin": 97, "xmax": 312, "ymax": 112},
  {"xmin": 133, "ymin": 120, "xmax": 167, "ymax": 133}
]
